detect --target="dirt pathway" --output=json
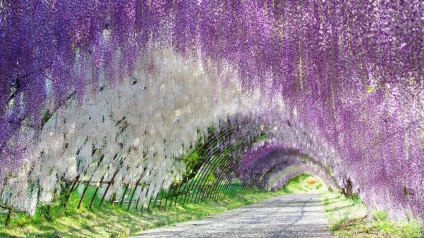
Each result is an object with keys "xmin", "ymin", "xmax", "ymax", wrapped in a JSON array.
[{"xmin": 132, "ymin": 193, "xmax": 331, "ymax": 238}]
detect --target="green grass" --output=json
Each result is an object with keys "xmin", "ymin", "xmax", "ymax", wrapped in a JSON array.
[
  {"xmin": 0, "ymin": 174, "xmax": 324, "ymax": 237},
  {"xmin": 321, "ymin": 191, "xmax": 423, "ymax": 238},
  {"xmin": 3, "ymin": 175, "xmax": 422, "ymax": 238}
]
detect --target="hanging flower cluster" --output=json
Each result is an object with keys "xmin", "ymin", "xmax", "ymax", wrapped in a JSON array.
[
  {"xmin": 237, "ymin": 141, "xmax": 339, "ymax": 189},
  {"xmin": 0, "ymin": 1, "xmax": 423, "ymax": 219},
  {"xmin": 238, "ymin": 145, "xmax": 303, "ymax": 188}
]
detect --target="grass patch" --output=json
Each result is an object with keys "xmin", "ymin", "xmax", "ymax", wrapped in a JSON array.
[
  {"xmin": 0, "ymin": 174, "xmax": 322, "ymax": 237},
  {"xmin": 321, "ymin": 191, "xmax": 423, "ymax": 238}
]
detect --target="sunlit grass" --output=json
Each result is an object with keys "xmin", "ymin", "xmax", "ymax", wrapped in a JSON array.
[
  {"xmin": 0, "ymin": 174, "xmax": 322, "ymax": 237},
  {"xmin": 8, "ymin": 175, "xmax": 421, "ymax": 238},
  {"xmin": 321, "ymin": 191, "xmax": 423, "ymax": 238}
]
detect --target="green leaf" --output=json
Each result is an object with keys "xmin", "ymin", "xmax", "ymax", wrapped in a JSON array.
[{"xmin": 366, "ymin": 86, "xmax": 373, "ymax": 94}]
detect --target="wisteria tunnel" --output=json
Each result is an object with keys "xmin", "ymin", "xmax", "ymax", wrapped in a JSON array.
[{"xmin": 0, "ymin": 0, "xmax": 423, "ymax": 230}]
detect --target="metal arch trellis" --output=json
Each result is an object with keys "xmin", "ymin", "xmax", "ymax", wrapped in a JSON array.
[
  {"xmin": 1, "ymin": 121, "xmax": 263, "ymax": 226},
  {"xmin": 195, "ymin": 139, "xmax": 256, "ymax": 203},
  {"xmin": 188, "ymin": 128, "xmax": 261, "ymax": 203}
]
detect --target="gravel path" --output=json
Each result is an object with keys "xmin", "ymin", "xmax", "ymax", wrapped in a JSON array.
[{"xmin": 132, "ymin": 193, "xmax": 332, "ymax": 238}]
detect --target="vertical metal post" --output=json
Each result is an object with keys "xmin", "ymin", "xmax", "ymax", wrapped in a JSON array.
[
  {"xmin": 141, "ymin": 186, "xmax": 150, "ymax": 213},
  {"xmin": 128, "ymin": 180, "xmax": 141, "ymax": 210},
  {"xmin": 147, "ymin": 195, "xmax": 153, "ymax": 212},
  {"xmin": 110, "ymin": 192, "xmax": 117, "ymax": 205},
  {"xmin": 158, "ymin": 189, "xmax": 166, "ymax": 210},
  {"xmin": 99, "ymin": 169, "xmax": 120, "ymax": 207},
  {"xmin": 4, "ymin": 209, "xmax": 12, "ymax": 226},
  {"xmin": 119, "ymin": 184, "xmax": 130, "ymax": 206},
  {"xmin": 163, "ymin": 184, "xmax": 174, "ymax": 209},
  {"xmin": 77, "ymin": 182, "xmax": 89, "ymax": 209},
  {"xmin": 135, "ymin": 195, "xmax": 141, "ymax": 211},
  {"xmin": 64, "ymin": 175, "xmax": 80, "ymax": 209},
  {"xmin": 89, "ymin": 175, "xmax": 105, "ymax": 209}
]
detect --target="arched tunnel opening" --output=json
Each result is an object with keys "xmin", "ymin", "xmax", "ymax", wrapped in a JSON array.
[{"xmin": 43, "ymin": 117, "xmax": 342, "ymax": 214}]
